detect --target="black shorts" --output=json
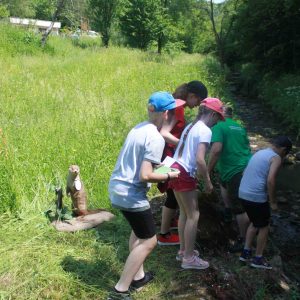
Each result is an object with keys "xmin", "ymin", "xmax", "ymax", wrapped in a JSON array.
[
  {"xmin": 121, "ymin": 208, "xmax": 156, "ymax": 239},
  {"xmin": 164, "ymin": 189, "xmax": 178, "ymax": 210},
  {"xmin": 241, "ymin": 200, "xmax": 270, "ymax": 228},
  {"xmin": 221, "ymin": 172, "xmax": 245, "ymax": 215}
]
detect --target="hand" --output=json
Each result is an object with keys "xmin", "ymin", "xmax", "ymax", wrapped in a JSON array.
[
  {"xmin": 270, "ymin": 202, "xmax": 278, "ymax": 211},
  {"xmin": 204, "ymin": 181, "xmax": 213, "ymax": 194},
  {"xmin": 168, "ymin": 170, "xmax": 180, "ymax": 179}
]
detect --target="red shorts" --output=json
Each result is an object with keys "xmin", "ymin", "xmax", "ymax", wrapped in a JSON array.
[{"xmin": 168, "ymin": 162, "xmax": 197, "ymax": 192}]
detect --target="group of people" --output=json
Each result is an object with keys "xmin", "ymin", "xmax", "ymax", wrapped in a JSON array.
[{"xmin": 107, "ymin": 81, "xmax": 292, "ymax": 300}]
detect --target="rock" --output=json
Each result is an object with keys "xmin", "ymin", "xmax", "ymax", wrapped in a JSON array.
[
  {"xmin": 283, "ymin": 154, "xmax": 296, "ymax": 165},
  {"xmin": 271, "ymin": 255, "xmax": 283, "ymax": 270},
  {"xmin": 292, "ymin": 205, "xmax": 300, "ymax": 210},
  {"xmin": 277, "ymin": 196, "xmax": 288, "ymax": 204}
]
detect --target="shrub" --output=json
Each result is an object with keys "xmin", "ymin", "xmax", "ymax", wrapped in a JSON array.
[
  {"xmin": 260, "ymin": 73, "xmax": 300, "ymax": 135},
  {"xmin": 71, "ymin": 36, "xmax": 102, "ymax": 49},
  {"xmin": 0, "ymin": 23, "xmax": 53, "ymax": 56}
]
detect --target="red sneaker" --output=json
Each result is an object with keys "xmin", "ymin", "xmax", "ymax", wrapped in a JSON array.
[{"xmin": 157, "ymin": 232, "xmax": 180, "ymax": 245}]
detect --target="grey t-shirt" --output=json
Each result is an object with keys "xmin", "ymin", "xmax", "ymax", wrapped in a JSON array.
[
  {"xmin": 109, "ymin": 121, "xmax": 165, "ymax": 211},
  {"xmin": 239, "ymin": 148, "xmax": 278, "ymax": 203}
]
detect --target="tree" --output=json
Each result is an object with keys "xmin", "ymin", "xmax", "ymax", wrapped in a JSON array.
[
  {"xmin": 199, "ymin": 0, "xmax": 241, "ymax": 67},
  {"xmin": 119, "ymin": 0, "xmax": 175, "ymax": 52},
  {"xmin": 230, "ymin": 0, "xmax": 300, "ymax": 74},
  {"xmin": 41, "ymin": 0, "xmax": 65, "ymax": 47},
  {"xmin": 88, "ymin": 0, "xmax": 119, "ymax": 47}
]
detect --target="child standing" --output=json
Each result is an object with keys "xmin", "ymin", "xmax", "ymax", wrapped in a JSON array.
[
  {"xmin": 239, "ymin": 136, "xmax": 292, "ymax": 269},
  {"xmin": 169, "ymin": 98, "xmax": 225, "ymax": 269},
  {"xmin": 108, "ymin": 92, "xmax": 184, "ymax": 300},
  {"xmin": 158, "ymin": 81, "xmax": 208, "ymax": 246}
]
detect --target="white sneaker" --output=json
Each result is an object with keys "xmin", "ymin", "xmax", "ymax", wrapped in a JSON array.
[
  {"xmin": 176, "ymin": 249, "xmax": 199, "ymax": 261},
  {"xmin": 181, "ymin": 255, "xmax": 209, "ymax": 270}
]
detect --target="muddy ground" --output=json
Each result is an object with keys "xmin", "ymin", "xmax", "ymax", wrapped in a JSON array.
[{"xmin": 150, "ymin": 93, "xmax": 300, "ymax": 299}]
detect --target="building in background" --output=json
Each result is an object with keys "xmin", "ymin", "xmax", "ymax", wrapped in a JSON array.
[{"xmin": 9, "ymin": 17, "xmax": 61, "ymax": 35}]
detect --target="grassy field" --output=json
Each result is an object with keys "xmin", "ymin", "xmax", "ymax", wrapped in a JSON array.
[{"xmin": 0, "ymin": 27, "xmax": 229, "ymax": 299}]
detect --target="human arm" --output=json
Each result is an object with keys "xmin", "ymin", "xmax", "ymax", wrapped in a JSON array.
[
  {"xmin": 196, "ymin": 143, "xmax": 213, "ymax": 193},
  {"xmin": 207, "ymin": 142, "xmax": 223, "ymax": 174},
  {"xmin": 139, "ymin": 160, "xmax": 180, "ymax": 183},
  {"xmin": 267, "ymin": 155, "xmax": 282, "ymax": 210},
  {"xmin": 160, "ymin": 116, "xmax": 180, "ymax": 146}
]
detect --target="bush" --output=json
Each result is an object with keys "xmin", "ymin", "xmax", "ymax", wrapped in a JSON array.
[
  {"xmin": 260, "ymin": 73, "xmax": 300, "ymax": 135},
  {"xmin": 71, "ymin": 36, "xmax": 102, "ymax": 49},
  {"xmin": 0, "ymin": 24, "xmax": 53, "ymax": 56},
  {"xmin": 239, "ymin": 63, "xmax": 262, "ymax": 97}
]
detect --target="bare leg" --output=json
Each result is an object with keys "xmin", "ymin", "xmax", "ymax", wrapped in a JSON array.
[
  {"xmin": 236, "ymin": 212, "xmax": 250, "ymax": 238},
  {"xmin": 175, "ymin": 190, "xmax": 199, "ymax": 258},
  {"xmin": 174, "ymin": 191, "xmax": 186, "ymax": 253},
  {"xmin": 160, "ymin": 206, "xmax": 176, "ymax": 234},
  {"xmin": 255, "ymin": 226, "xmax": 269, "ymax": 256},
  {"xmin": 115, "ymin": 231, "xmax": 157, "ymax": 292},
  {"xmin": 220, "ymin": 185, "xmax": 231, "ymax": 208},
  {"xmin": 244, "ymin": 223, "xmax": 257, "ymax": 250}
]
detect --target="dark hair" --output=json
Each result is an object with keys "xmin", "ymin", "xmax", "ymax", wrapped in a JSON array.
[
  {"xmin": 271, "ymin": 136, "xmax": 292, "ymax": 154},
  {"xmin": 224, "ymin": 106, "xmax": 233, "ymax": 117},
  {"xmin": 173, "ymin": 80, "xmax": 208, "ymax": 100},
  {"xmin": 187, "ymin": 81, "xmax": 208, "ymax": 100}
]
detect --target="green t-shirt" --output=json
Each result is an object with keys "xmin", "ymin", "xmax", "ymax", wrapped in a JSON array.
[{"xmin": 211, "ymin": 118, "xmax": 251, "ymax": 183}]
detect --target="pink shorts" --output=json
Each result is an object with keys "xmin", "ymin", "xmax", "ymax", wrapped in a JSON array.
[{"xmin": 168, "ymin": 162, "xmax": 197, "ymax": 192}]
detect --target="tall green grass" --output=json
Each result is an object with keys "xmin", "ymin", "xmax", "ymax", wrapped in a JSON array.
[{"xmin": 0, "ymin": 25, "xmax": 230, "ymax": 299}]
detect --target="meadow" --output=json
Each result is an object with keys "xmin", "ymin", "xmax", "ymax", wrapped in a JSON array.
[{"xmin": 0, "ymin": 26, "xmax": 228, "ymax": 299}]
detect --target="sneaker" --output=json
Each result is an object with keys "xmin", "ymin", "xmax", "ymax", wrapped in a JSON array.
[
  {"xmin": 250, "ymin": 256, "xmax": 272, "ymax": 270},
  {"xmin": 157, "ymin": 232, "xmax": 180, "ymax": 245},
  {"xmin": 170, "ymin": 218, "xmax": 179, "ymax": 230},
  {"xmin": 239, "ymin": 249, "xmax": 252, "ymax": 262},
  {"xmin": 130, "ymin": 271, "xmax": 154, "ymax": 291},
  {"xmin": 107, "ymin": 288, "xmax": 132, "ymax": 300},
  {"xmin": 229, "ymin": 237, "xmax": 245, "ymax": 253},
  {"xmin": 176, "ymin": 249, "xmax": 200, "ymax": 261},
  {"xmin": 181, "ymin": 255, "xmax": 209, "ymax": 270}
]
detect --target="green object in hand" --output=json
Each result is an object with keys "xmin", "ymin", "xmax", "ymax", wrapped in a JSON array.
[{"xmin": 154, "ymin": 165, "xmax": 178, "ymax": 174}]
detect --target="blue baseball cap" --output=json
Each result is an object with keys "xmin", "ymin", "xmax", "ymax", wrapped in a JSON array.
[{"xmin": 148, "ymin": 91, "xmax": 184, "ymax": 112}]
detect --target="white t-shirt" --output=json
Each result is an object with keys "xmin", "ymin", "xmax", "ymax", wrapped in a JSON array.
[
  {"xmin": 109, "ymin": 121, "xmax": 165, "ymax": 211},
  {"xmin": 173, "ymin": 120, "xmax": 212, "ymax": 177}
]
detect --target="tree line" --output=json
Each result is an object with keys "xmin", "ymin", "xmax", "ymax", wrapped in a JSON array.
[{"xmin": 1, "ymin": 0, "xmax": 300, "ymax": 78}]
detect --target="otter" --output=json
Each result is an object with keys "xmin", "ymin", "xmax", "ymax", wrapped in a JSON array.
[{"xmin": 66, "ymin": 165, "xmax": 104, "ymax": 217}]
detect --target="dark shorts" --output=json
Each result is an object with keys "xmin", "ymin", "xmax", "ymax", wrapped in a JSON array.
[
  {"xmin": 164, "ymin": 189, "xmax": 178, "ymax": 209},
  {"xmin": 221, "ymin": 172, "xmax": 245, "ymax": 215},
  {"xmin": 121, "ymin": 208, "xmax": 156, "ymax": 239},
  {"xmin": 168, "ymin": 162, "xmax": 197, "ymax": 192},
  {"xmin": 241, "ymin": 200, "xmax": 270, "ymax": 228}
]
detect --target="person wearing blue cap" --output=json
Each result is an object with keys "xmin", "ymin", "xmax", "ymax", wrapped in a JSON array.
[{"xmin": 108, "ymin": 92, "xmax": 184, "ymax": 300}]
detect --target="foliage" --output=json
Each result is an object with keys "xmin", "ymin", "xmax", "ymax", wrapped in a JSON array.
[
  {"xmin": 229, "ymin": 0, "xmax": 300, "ymax": 74},
  {"xmin": 71, "ymin": 35, "xmax": 102, "ymax": 49},
  {"xmin": 260, "ymin": 73, "xmax": 300, "ymax": 135},
  {"xmin": 88, "ymin": 0, "xmax": 119, "ymax": 47},
  {"xmin": 0, "ymin": 4, "xmax": 9, "ymax": 18},
  {"xmin": 0, "ymin": 24, "xmax": 53, "ymax": 56},
  {"xmin": 31, "ymin": 0, "xmax": 56, "ymax": 20},
  {"xmin": 0, "ymin": 0, "xmax": 35, "ymax": 18},
  {"xmin": 119, "ymin": 0, "xmax": 175, "ymax": 52}
]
